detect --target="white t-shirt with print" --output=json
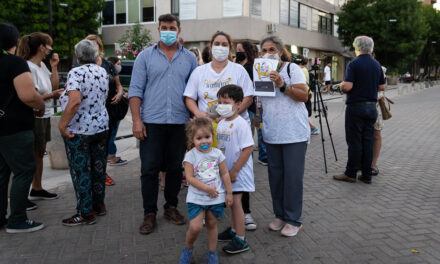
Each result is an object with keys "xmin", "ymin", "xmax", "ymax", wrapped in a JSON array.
[
  {"xmin": 59, "ymin": 64, "xmax": 109, "ymax": 135},
  {"xmin": 260, "ymin": 62, "xmax": 310, "ymax": 144},
  {"xmin": 183, "ymin": 61, "xmax": 254, "ymax": 123},
  {"xmin": 27, "ymin": 61, "xmax": 52, "ymax": 118},
  {"xmin": 324, "ymin": 65, "xmax": 331, "ymax": 81},
  {"xmin": 216, "ymin": 115, "xmax": 255, "ymax": 192},
  {"xmin": 183, "ymin": 147, "xmax": 226, "ymax": 206}
]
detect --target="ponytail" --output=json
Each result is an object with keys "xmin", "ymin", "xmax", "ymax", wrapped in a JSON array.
[{"xmin": 17, "ymin": 32, "xmax": 53, "ymax": 60}]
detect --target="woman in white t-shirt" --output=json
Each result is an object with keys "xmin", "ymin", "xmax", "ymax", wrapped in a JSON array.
[
  {"xmin": 17, "ymin": 32, "xmax": 64, "ymax": 204},
  {"xmin": 259, "ymin": 35, "xmax": 310, "ymax": 237},
  {"xmin": 184, "ymin": 31, "xmax": 254, "ymax": 125}
]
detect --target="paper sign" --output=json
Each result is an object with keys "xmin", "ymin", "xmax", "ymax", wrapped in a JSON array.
[{"xmin": 253, "ymin": 58, "xmax": 279, "ymax": 97}]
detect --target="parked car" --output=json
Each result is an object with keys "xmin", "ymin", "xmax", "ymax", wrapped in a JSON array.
[{"xmin": 119, "ymin": 60, "xmax": 134, "ymax": 87}]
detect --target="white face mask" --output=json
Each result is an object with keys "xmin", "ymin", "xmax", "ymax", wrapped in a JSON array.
[
  {"xmin": 115, "ymin": 65, "xmax": 122, "ymax": 74},
  {"xmin": 216, "ymin": 104, "xmax": 235, "ymax": 118},
  {"xmin": 262, "ymin": 53, "xmax": 280, "ymax": 61},
  {"xmin": 211, "ymin": 46, "xmax": 229, "ymax": 62}
]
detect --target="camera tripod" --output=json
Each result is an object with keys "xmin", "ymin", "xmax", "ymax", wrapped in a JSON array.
[{"xmin": 310, "ymin": 68, "xmax": 338, "ymax": 173}]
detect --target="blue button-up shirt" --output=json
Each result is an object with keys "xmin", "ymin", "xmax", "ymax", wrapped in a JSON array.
[{"xmin": 128, "ymin": 43, "xmax": 197, "ymax": 124}]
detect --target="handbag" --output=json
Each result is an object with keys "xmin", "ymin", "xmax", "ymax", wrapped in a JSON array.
[
  {"xmin": 378, "ymin": 96, "xmax": 394, "ymax": 120},
  {"xmin": 107, "ymin": 95, "xmax": 129, "ymax": 121}
]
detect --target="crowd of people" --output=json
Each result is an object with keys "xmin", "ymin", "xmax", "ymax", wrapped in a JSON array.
[{"xmin": 0, "ymin": 12, "xmax": 386, "ymax": 264}]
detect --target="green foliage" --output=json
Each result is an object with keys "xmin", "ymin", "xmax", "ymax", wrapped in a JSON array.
[
  {"xmin": 419, "ymin": 5, "xmax": 440, "ymax": 76},
  {"xmin": 116, "ymin": 22, "xmax": 152, "ymax": 60},
  {"xmin": 337, "ymin": 0, "xmax": 429, "ymax": 70},
  {"xmin": 0, "ymin": 0, "xmax": 105, "ymax": 57}
]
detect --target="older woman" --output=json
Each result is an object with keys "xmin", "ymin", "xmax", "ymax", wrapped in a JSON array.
[
  {"xmin": 259, "ymin": 36, "xmax": 309, "ymax": 237},
  {"xmin": 59, "ymin": 39, "xmax": 109, "ymax": 226}
]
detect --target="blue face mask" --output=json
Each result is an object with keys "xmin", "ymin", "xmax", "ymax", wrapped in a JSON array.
[
  {"xmin": 160, "ymin": 31, "xmax": 177, "ymax": 46},
  {"xmin": 200, "ymin": 144, "xmax": 210, "ymax": 152}
]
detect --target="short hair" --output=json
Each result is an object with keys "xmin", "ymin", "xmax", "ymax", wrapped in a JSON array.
[
  {"xmin": 0, "ymin": 23, "xmax": 20, "ymax": 51},
  {"xmin": 202, "ymin": 46, "xmax": 211, "ymax": 64},
  {"xmin": 158, "ymin": 14, "xmax": 180, "ymax": 28},
  {"xmin": 260, "ymin": 35, "xmax": 291, "ymax": 62},
  {"xmin": 353, "ymin": 36, "xmax": 374, "ymax": 53},
  {"xmin": 217, "ymin": 84, "xmax": 244, "ymax": 103},
  {"xmin": 185, "ymin": 118, "xmax": 214, "ymax": 149},
  {"xmin": 107, "ymin": 56, "xmax": 120, "ymax": 65},
  {"xmin": 85, "ymin": 34, "xmax": 104, "ymax": 57},
  {"xmin": 17, "ymin": 32, "xmax": 53, "ymax": 60},
  {"xmin": 210, "ymin": 31, "xmax": 233, "ymax": 61},
  {"xmin": 75, "ymin": 39, "xmax": 99, "ymax": 64}
]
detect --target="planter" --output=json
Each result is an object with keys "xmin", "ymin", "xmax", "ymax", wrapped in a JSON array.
[{"xmin": 46, "ymin": 115, "xmax": 69, "ymax": 169}]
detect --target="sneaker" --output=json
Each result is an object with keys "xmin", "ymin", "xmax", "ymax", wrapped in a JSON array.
[
  {"xmin": 105, "ymin": 174, "xmax": 115, "ymax": 186},
  {"xmin": 94, "ymin": 204, "xmax": 107, "ymax": 216},
  {"xmin": 62, "ymin": 214, "xmax": 96, "ymax": 226},
  {"xmin": 333, "ymin": 173, "xmax": 356, "ymax": 183},
  {"xmin": 179, "ymin": 247, "xmax": 193, "ymax": 264},
  {"xmin": 269, "ymin": 218, "xmax": 285, "ymax": 231},
  {"xmin": 371, "ymin": 166, "xmax": 379, "ymax": 176},
  {"xmin": 257, "ymin": 159, "xmax": 268, "ymax": 166},
  {"xmin": 26, "ymin": 200, "xmax": 38, "ymax": 211},
  {"xmin": 29, "ymin": 189, "xmax": 58, "ymax": 200},
  {"xmin": 109, "ymin": 157, "xmax": 128, "ymax": 166},
  {"xmin": 207, "ymin": 251, "xmax": 219, "ymax": 264},
  {"xmin": 245, "ymin": 214, "xmax": 257, "ymax": 231},
  {"xmin": 222, "ymin": 236, "xmax": 250, "ymax": 254},
  {"xmin": 280, "ymin": 224, "xmax": 303, "ymax": 237},
  {"xmin": 6, "ymin": 219, "xmax": 44, "ymax": 233},
  {"xmin": 218, "ymin": 227, "xmax": 236, "ymax": 241},
  {"xmin": 311, "ymin": 126, "xmax": 320, "ymax": 135}
]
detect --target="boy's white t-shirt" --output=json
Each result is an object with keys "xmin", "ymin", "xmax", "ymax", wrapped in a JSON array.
[
  {"xmin": 216, "ymin": 115, "xmax": 255, "ymax": 192},
  {"xmin": 183, "ymin": 147, "xmax": 226, "ymax": 205},
  {"xmin": 27, "ymin": 61, "xmax": 52, "ymax": 118},
  {"xmin": 183, "ymin": 61, "xmax": 254, "ymax": 123},
  {"xmin": 324, "ymin": 65, "xmax": 331, "ymax": 81}
]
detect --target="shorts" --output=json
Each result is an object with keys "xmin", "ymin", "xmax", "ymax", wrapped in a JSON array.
[
  {"xmin": 374, "ymin": 103, "xmax": 384, "ymax": 131},
  {"xmin": 33, "ymin": 118, "xmax": 51, "ymax": 150},
  {"xmin": 187, "ymin": 203, "xmax": 225, "ymax": 220},
  {"xmin": 232, "ymin": 191, "xmax": 245, "ymax": 195},
  {"xmin": 325, "ymin": 81, "xmax": 331, "ymax": 85}
]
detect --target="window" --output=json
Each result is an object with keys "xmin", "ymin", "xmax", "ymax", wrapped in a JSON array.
[
  {"xmin": 279, "ymin": 0, "xmax": 298, "ymax": 27},
  {"xmin": 103, "ymin": 0, "xmax": 114, "ymax": 25},
  {"xmin": 223, "ymin": 0, "xmax": 242, "ymax": 17},
  {"xmin": 171, "ymin": 0, "xmax": 179, "ymax": 16},
  {"xmin": 312, "ymin": 9, "xmax": 319, "ymax": 31},
  {"xmin": 299, "ymin": 4, "xmax": 311, "ymax": 30},
  {"xmin": 141, "ymin": 0, "xmax": 154, "ymax": 22},
  {"xmin": 180, "ymin": 0, "xmax": 196, "ymax": 20},
  {"xmin": 128, "ymin": 0, "xmax": 139, "ymax": 23},
  {"xmin": 116, "ymin": 0, "xmax": 127, "ymax": 24},
  {"xmin": 318, "ymin": 13, "xmax": 332, "ymax": 35},
  {"xmin": 251, "ymin": 0, "xmax": 261, "ymax": 16},
  {"xmin": 280, "ymin": 0, "xmax": 289, "ymax": 25},
  {"xmin": 289, "ymin": 0, "xmax": 298, "ymax": 27}
]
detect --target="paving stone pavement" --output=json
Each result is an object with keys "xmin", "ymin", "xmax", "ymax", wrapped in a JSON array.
[{"xmin": 1, "ymin": 86, "xmax": 440, "ymax": 264}]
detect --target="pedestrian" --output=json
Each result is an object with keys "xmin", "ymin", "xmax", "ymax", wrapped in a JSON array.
[
  {"xmin": 201, "ymin": 46, "xmax": 211, "ymax": 64},
  {"xmin": 85, "ymin": 34, "xmax": 124, "ymax": 186},
  {"xmin": 16, "ymin": 32, "xmax": 64, "ymax": 211},
  {"xmin": 321, "ymin": 61, "xmax": 332, "ymax": 93},
  {"xmin": 58, "ymin": 39, "xmax": 109, "ymax": 226},
  {"xmin": 235, "ymin": 41, "xmax": 258, "ymax": 231},
  {"xmin": 189, "ymin": 47, "xmax": 203, "ymax": 66},
  {"xmin": 333, "ymin": 36, "xmax": 386, "ymax": 184},
  {"xmin": 0, "ymin": 23, "xmax": 46, "ymax": 233},
  {"xmin": 179, "ymin": 118, "xmax": 233, "ymax": 264},
  {"xmin": 259, "ymin": 35, "xmax": 309, "ymax": 237},
  {"xmin": 216, "ymin": 85, "xmax": 255, "ymax": 254},
  {"xmin": 106, "ymin": 56, "xmax": 128, "ymax": 167},
  {"xmin": 129, "ymin": 14, "xmax": 198, "ymax": 235}
]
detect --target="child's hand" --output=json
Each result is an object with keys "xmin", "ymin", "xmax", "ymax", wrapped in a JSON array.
[
  {"xmin": 225, "ymin": 193, "xmax": 233, "ymax": 207},
  {"xmin": 206, "ymin": 186, "xmax": 219, "ymax": 198},
  {"xmin": 229, "ymin": 169, "xmax": 238, "ymax": 183}
]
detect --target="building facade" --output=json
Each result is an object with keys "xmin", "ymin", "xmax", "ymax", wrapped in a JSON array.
[{"xmin": 101, "ymin": 0, "xmax": 351, "ymax": 81}]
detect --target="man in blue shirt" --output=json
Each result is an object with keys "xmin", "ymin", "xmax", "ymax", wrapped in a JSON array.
[
  {"xmin": 333, "ymin": 36, "xmax": 385, "ymax": 184},
  {"xmin": 128, "ymin": 14, "xmax": 197, "ymax": 234}
]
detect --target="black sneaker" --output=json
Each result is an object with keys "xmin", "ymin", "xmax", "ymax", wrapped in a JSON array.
[
  {"xmin": 29, "ymin": 189, "xmax": 58, "ymax": 200},
  {"xmin": 62, "ymin": 214, "xmax": 96, "ymax": 226},
  {"xmin": 6, "ymin": 219, "xmax": 44, "ymax": 233},
  {"xmin": 222, "ymin": 236, "xmax": 250, "ymax": 254},
  {"xmin": 26, "ymin": 200, "xmax": 38, "ymax": 211},
  {"xmin": 218, "ymin": 227, "xmax": 236, "ymax": 242}
]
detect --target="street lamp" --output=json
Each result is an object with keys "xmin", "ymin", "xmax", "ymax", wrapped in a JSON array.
[
  {"xmin": 385, "ymin": 18, "xmax": 397, "ymax": 67},
  {"xmin": 60, "ymin": 0, "xmax": 72, "ymax": 58}
]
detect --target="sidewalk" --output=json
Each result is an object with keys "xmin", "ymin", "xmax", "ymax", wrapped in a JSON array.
[{"xmin": 1, "ymin": 85, "xmax": 439, "ymax": 264}]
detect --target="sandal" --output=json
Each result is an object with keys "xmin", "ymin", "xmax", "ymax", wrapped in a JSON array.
[
  {"xmin": 371, "ymin": 166, "xmax": 379, "ymax": 176},
  {"xmin": 109, "ymin": 157, "xmax": 128, "ymax": 166}
]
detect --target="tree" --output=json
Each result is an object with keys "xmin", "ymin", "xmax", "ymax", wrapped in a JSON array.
[
  {"xmin": 337, "ymin": 0, "xmax": 428, "ymax": 71},
  {"xmin": 116, "ymin": 22, "xmax": 152, "ymax": 60},
  {"xmin": 418, "ymin": 5, "xmax": 440, "ymax": 78},
  {"xmin": 0, "ymin": 0, "xmax": 105, "ymax": 58}
]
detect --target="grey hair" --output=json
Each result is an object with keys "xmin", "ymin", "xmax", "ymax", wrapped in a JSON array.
[
  {"xmin": 260, "ymin": 35, "xmax": 284, "ymax": 53},
  {"xmin": 353, "ymin": 36, "xmax": 374, "ymax": 53},
  {"xmin": 75, "ymin": 39, "xmax": 98, "ymax": 64}
]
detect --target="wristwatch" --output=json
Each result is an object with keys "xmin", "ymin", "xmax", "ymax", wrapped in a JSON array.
[{"xmin": 279, "ymin": 83, "xmax": 287, "ymax": 93}]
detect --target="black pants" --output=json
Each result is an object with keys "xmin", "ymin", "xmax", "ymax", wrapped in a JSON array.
[{"xmin": 139, "ymin": 124, "xmax": 186, "ymax": 215}]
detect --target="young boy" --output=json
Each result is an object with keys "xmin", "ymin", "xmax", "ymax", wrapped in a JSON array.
[{"xmin": 216, "ymin": 84, "xmax": 255, "ymax": 254}]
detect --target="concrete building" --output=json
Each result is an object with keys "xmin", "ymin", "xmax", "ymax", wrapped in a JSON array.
[{"xmin": 101, "ymin": 0, "xmax": 351, "ymax": 81}]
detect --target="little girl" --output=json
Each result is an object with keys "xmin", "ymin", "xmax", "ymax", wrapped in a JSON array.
[{"xmin": 179, "ymin": 118, "xmax": 233, "ymax": 264}]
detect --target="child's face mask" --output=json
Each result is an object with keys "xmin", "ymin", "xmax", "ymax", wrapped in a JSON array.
[{"xmin": 216, "ymin": 104, "xmax": 234, "ymax": 118}]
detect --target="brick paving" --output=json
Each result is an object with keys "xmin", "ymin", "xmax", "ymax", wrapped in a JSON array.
[{"xmin": 1, "ymin": 86, "xmax": 439, "ymax": 264}]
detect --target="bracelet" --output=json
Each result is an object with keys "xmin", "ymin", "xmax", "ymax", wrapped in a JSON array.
[{"xmin": 279, "ymin": 83, "xmax": 287, "ymax": 93}]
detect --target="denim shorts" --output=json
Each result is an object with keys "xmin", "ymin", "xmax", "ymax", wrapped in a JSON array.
[{"xmin": 187, "ymin": 203, "xmax": 225, "ymax": 220}]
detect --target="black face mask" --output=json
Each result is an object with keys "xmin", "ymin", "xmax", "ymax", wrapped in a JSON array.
[
  {"xmin": 45, "ymin": 49, "xmax": 54, "ymax": 60},
  {"xmin": 235, "ymin": 52, "xmax": 246, "ymax": 63}
]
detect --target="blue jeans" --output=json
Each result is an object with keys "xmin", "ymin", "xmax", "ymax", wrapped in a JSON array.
[
  {"xmin": 344, "ymin": 103, "xmax": 377, "ymax": 180},
  {"xmin": 107, "ymin": 120, "xmax": 120, "ymax": 156}
]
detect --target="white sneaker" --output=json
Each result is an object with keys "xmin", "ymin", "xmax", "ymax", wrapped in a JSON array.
[
  {"xmin": 268, "ymin": 218, "xmax": 285, "ymax": 231},
  {"xmin": 280, "ymin": 224, "xmax": 303, "ymax": 237},
  {"xmin": 245, "ymin": 214, "xmax": 257, "ymax": 231}
]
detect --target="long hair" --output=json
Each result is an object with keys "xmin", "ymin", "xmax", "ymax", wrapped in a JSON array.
[
  {"xmin": 185, "ymin": 118, "xmax": 214, "ymax": 150},
  {"xmin": 210, "ymin": 31, "xmax": 233, "ymax": 61},
  {"xmin": 238, "ymin": 41, "xmax": 257, "ymax": 65},
  {"xmin": 17, "ymin": 32, "xmax": 53, "ymax": 60},
  {"xmin": 85, "ymin": 34, "xmax": 104, "ymax": 57},
  {"xmin": 260, "ymin": 35, "xmax": 291, "ymax": 62},
  {"xmin": 189, "ymin": 47, "xmax": 203, "ymax": 65}
]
